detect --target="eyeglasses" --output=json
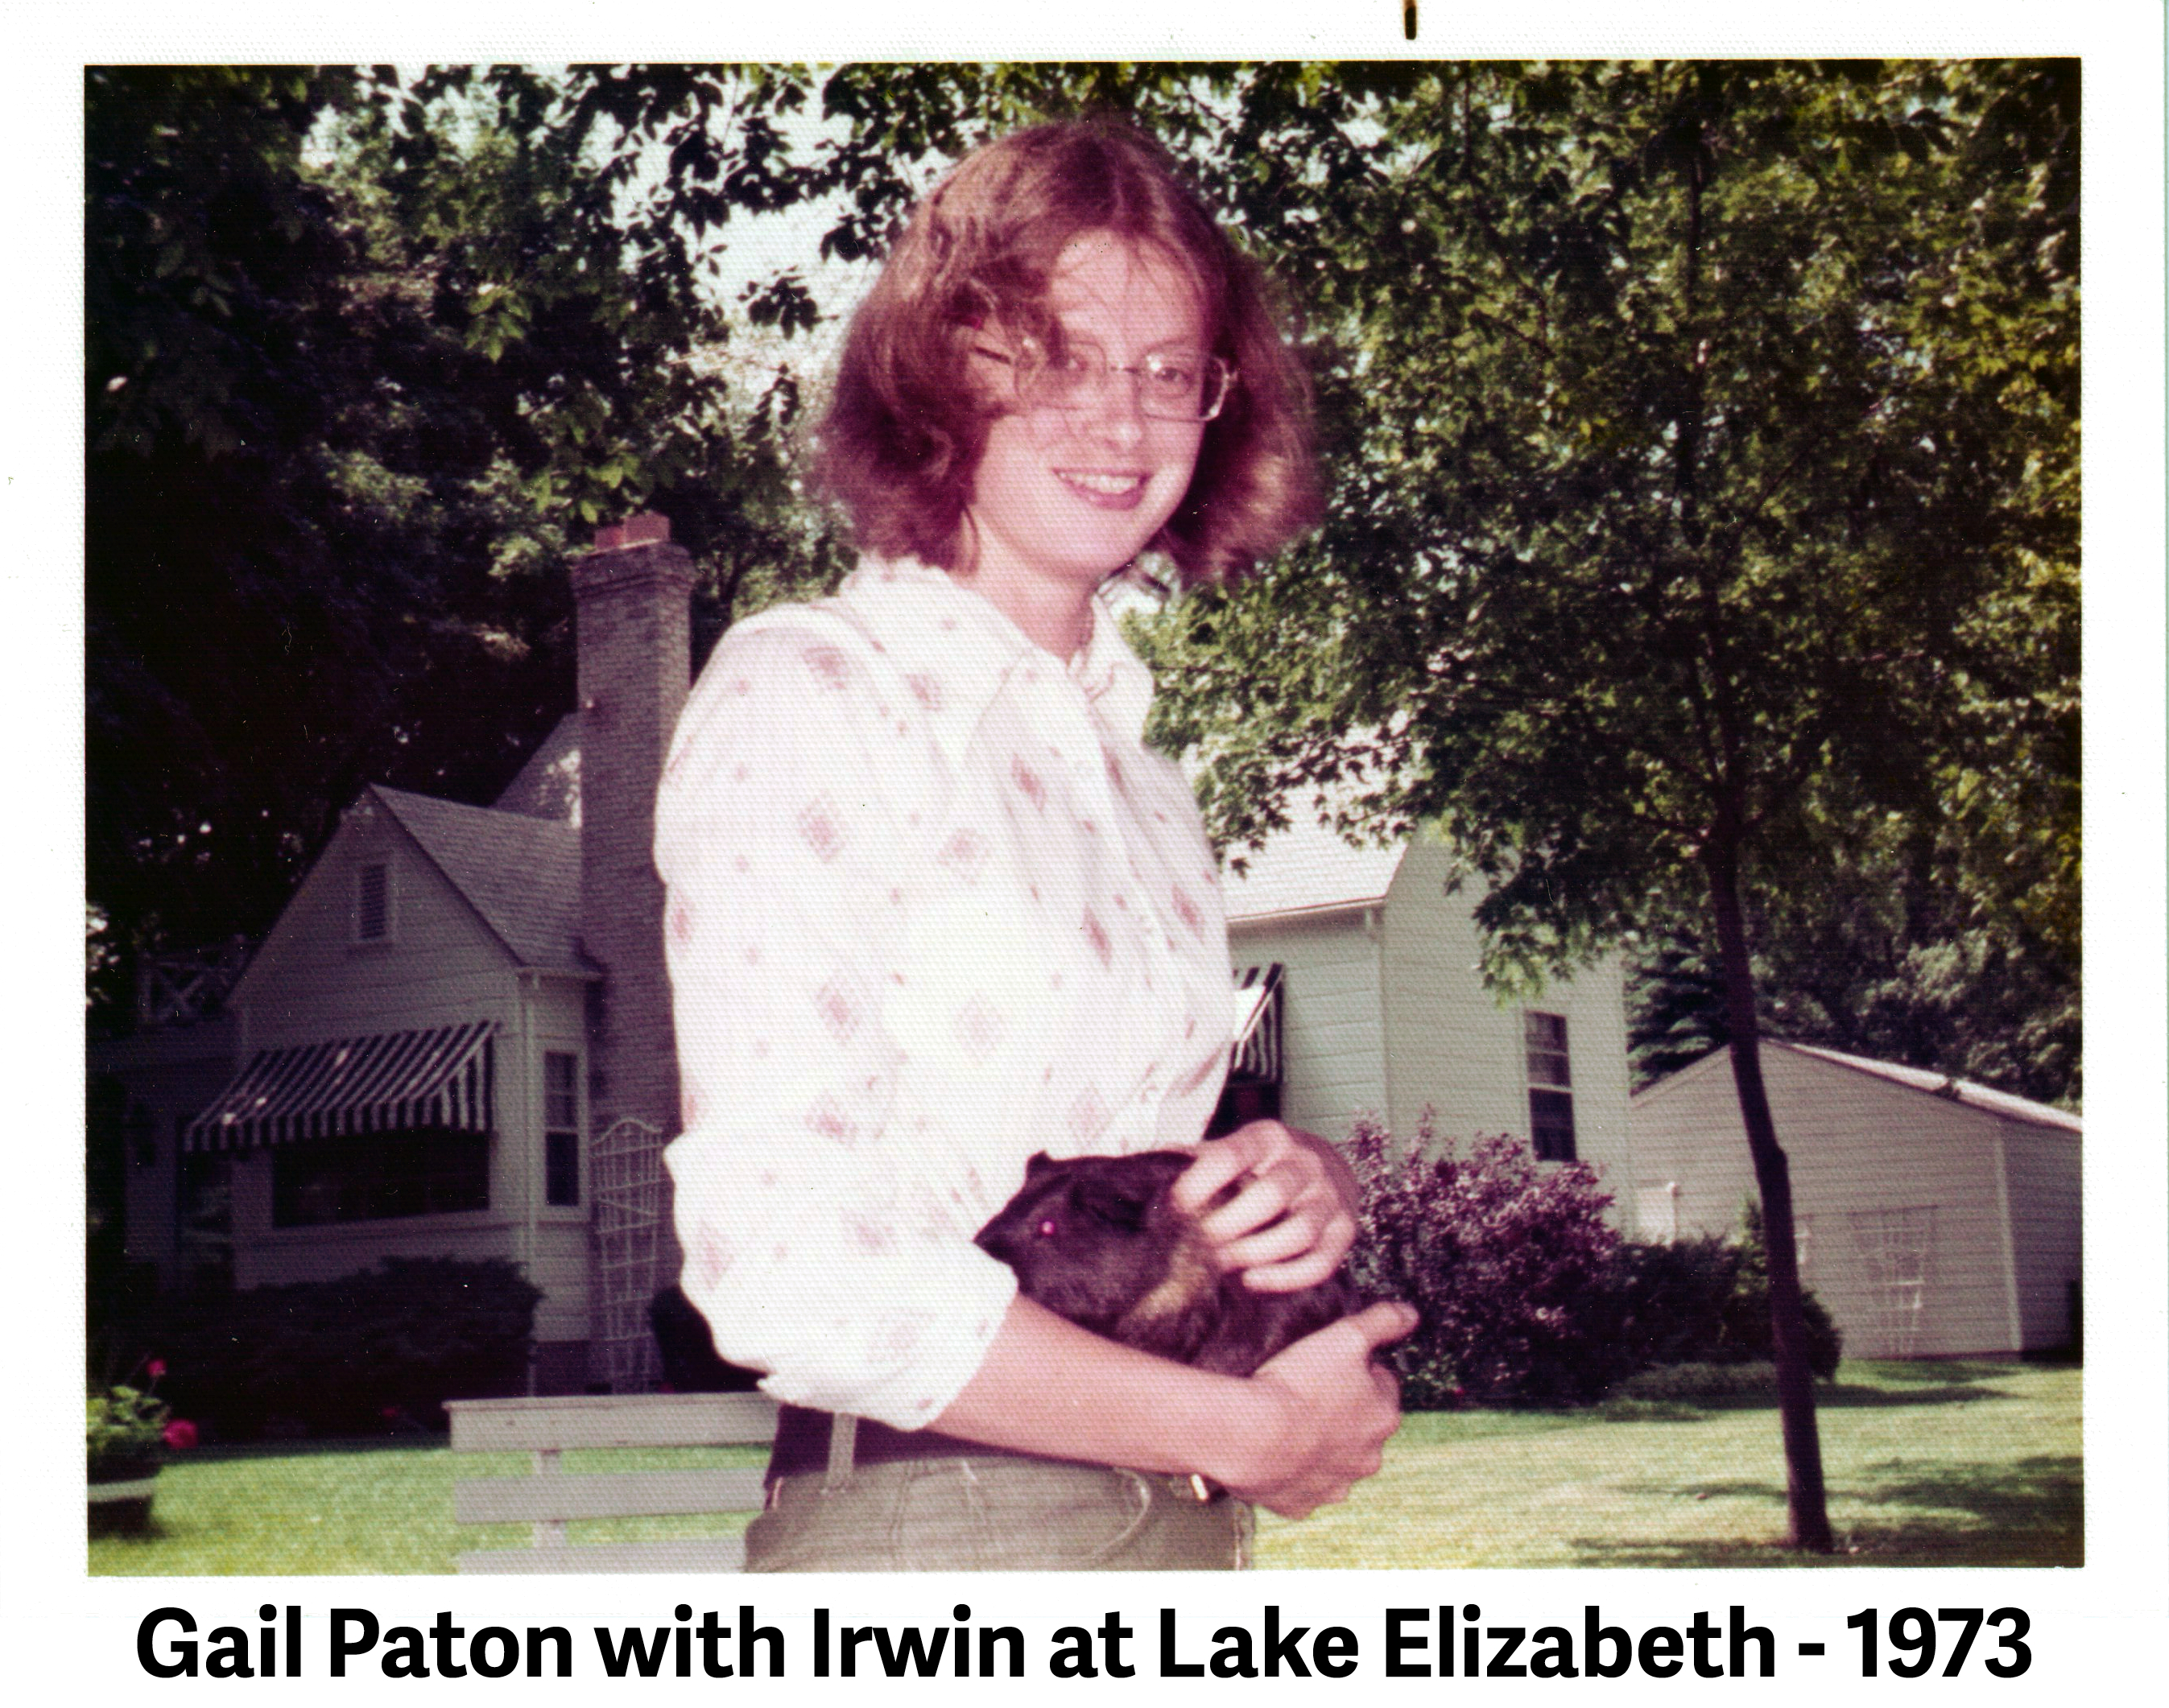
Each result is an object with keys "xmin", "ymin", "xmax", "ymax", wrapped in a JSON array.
[{"xmin": 973, "ymin": 340, "xmax": 1234, "ymax": 423}]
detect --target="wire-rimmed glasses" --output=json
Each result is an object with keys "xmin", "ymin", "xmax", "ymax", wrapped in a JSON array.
[{"xmin": 973, "ymin": 340, "xmax": 1235, "ymax": 423}]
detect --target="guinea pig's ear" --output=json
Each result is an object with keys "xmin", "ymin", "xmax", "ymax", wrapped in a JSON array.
[
  {"xmin": 1072, "ymin": 1175, "xmax": 1153, "ymax": 1232},
  {"xmin": 1024, "ymin": 1152, "xmax": 1059, "ymax": 1180}
]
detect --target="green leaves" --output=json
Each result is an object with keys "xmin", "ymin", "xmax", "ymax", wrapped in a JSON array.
[
  {"xmin": 87, "ymin": 65, "xmax": 844, "ymax": 984},
  {"xmin": 1115, "ymin": 64, "xmax": 2075, "ymax": 1099}
]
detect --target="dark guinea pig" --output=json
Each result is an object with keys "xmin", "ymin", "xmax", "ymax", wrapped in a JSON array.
[{"xmin": 973, "ymin": 1149, "xmax": 1365, "ymax": 1376}]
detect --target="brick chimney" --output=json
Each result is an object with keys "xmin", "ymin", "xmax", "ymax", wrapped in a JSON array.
[{"xmin": 570, "ymin": 514, "xmax": 696, "ymax": 1370}]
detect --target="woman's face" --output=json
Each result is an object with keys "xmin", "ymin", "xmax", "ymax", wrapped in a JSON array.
[{"xmin": 962, "ymin": 233, "xmax": 1208, "ymax": 633}]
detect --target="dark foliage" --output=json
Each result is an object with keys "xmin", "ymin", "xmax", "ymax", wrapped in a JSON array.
[
  {"xmin": 1345, "ymin": 1113, "xmax": 1622, "ymax": 1406},
  {"xmin": 85, "ymin": 66, "xmax": 841, "ymax": 1018},
  {"xmin": 649, "ymin": 1285, "xmax": 764, "ymax": 1394},
  {"xmin": 111, "ymin": 1258, "xmax": 540, "ymax": 1441},
  {"xmin": 1345, "ymin": 1113, "xmax": 1841, "ymax": 1406},
  {"xmin": 1602, "ymin": 1221, "xmax": 1843, "ymax": 1384}
]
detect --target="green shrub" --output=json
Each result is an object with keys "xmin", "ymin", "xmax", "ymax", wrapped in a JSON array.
[
  {"xmin": 1345, "ymin": 1112, "xmax": 1841, "ymax": 1407},
  {"xmin": 1345, "ymin": 1114, "xmax": 1624, "ymax": 1407},
  {"xmin": 138, "ymin": 1257, "xmax": 540, "ymax": 1441},
  {"xmin": 1721, "ymin": 1201, "xmax": 1844, "ymax": 1380},
  {"xmin": 1609, "ymin": 1359, "xmax": 1779, "ymax": 1402},
  {"xmin": 1600, "ymin": 1235, "xmax": 1742, "ymax": 1376},
  {"xmin": 1601, "ymin": 1230, "xmax": 1841, "ymax": 1381},
  {"xmin": 87, "ymin": 1381, "xmax": 171, "ymax": 1478},
  {"xmin": 1594, "ymin": 1195, "xmax": 1841, "ymax": 1384}
]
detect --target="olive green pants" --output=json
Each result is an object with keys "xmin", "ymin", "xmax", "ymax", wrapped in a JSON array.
[{"xmin": 744, "ymin": 1454, "xmax": 1254, "ymax": 1572}]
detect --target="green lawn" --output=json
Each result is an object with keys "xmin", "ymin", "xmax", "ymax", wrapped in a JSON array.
[
  {"xmin": 89, "ymin": 1361, "xmax": 2077, "ymax": 1574},
  {"xmin": 1264, "ymin": 1360, "xmax": 2081, "ymax": 1569}
]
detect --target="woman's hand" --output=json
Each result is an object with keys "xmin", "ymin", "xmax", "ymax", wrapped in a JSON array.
[
  {"xmin": 1172, "ymin": 1120, "xmax": 1364, "ymax": 1293},
  {"xmin": 1213, "ymin": 1302, "xmax": 1415, "ymax": 1517}
]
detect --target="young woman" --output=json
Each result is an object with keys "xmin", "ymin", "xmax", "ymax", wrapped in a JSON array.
[{"xmin": 656, "ymin": 118, "xmax": 1413, "ymax": 1570}]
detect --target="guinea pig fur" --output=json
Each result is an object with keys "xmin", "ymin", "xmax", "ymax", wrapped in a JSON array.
[{"xmin": 973, "ymin": 1149, "xmax": 1363, "ymax": 1376}]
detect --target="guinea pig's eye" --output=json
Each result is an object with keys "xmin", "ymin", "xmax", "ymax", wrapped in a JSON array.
[{"xmin": 1035, "ymin": 1218, "xmax": 1059, "ymax": 1239}]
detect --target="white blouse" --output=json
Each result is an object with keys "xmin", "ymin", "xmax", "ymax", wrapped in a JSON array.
[{"xmin": 657, "ymin": 557, "xmax": 1232, "ymax": 1430}]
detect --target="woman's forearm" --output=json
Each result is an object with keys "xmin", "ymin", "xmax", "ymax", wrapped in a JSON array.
[
  {"xmin": 933, "ymin": 1295, "xmax": 1279, "ymax": 1477},
  {"xmin": 930, "ymin": 1292, "xmax": 1412, "ymax": 1517}
]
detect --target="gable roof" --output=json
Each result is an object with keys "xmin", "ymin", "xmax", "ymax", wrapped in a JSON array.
[
  {"xmin": 371, "ymin": 786, "xmax": 592, "ymax": 975},
  {"xmin": 1634, "ymin": 1039, "xmax": 2082, "ymax": 1136},
  {"xmin": 1783, "ymin": 1042, "xmax": 2083, "ymax": 1134},
  {"xmin": 494, "ymin": 712, "xmax": 582, "ymax": 823},
  {"xmin": 1221, "ymin": 810, "xmax": 1406, "ymax": 923}
]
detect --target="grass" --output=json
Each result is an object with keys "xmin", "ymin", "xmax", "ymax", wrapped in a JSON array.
[
  {"xmin": 1262, "ymin": 1359, "xmax": 2081, "ymax": 1569},
  {"xmin": 88, "ymin": 1440, "xmax": 768, "ymax": 1577},
  {"xmin": 88, "ymin": 1361, "xmax": 2078, "ymax": 1574}
]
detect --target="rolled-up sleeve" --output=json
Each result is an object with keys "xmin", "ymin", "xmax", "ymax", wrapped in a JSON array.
[{"xmin": 656, "ymin": 621, "xmax": 1019, "ymax": 1428}]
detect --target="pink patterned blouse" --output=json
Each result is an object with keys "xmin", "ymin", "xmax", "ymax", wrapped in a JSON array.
[{"xmin": 656, "ymin": 556, "xmax": 1233, "ymax": 1429}]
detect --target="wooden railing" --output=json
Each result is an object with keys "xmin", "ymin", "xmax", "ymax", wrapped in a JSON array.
[{"xmin": 448, "ymin": 1391, "xmax": 778, "ymax": 1574}]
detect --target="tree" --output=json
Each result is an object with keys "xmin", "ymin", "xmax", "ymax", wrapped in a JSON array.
[
  {"xmin": 1627, "ymin": 839, "xmax": 2081, "ymax": 1107},
  {"xmin": 86, "ymin": 66, "xmax": 839, "ymax": 1014},
  {"xmin": 1131, "ymin": 61, "xmax": 2077, "ymax": 1551}
]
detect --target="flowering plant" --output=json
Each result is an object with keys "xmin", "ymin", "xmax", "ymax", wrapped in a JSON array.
[
  {"xmin": 1344, "ymin": 1112, "xmax": 1622, "ymax": 1406},
  {"xmin": 88, "ymin": 1359, "xmax": 192, "ymax": 1479}
]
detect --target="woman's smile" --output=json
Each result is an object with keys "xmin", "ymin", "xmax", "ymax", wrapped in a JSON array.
[{"xmin": 1053, "ymin": 468, "xmax": 1152, "ymax": 506}]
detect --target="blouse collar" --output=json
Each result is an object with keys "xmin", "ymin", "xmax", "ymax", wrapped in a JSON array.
[{"xmin": 838, "ymin": 556, "xmax": 1158, "ymax": 756}]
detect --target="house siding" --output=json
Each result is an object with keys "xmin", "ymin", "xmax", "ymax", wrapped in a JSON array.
[
  {"xmin": 1226, "ymin": 912, "xmax": 1387, "ymax": 1139},
  {"xmin": 235, "ymin": 805, "xmax": 516, "ymax": 1047},
  {"xmin": 1378, "ymin": 840, "xmax": 1630, "ymax": 1170},
  {"xmin": 220, "ymin": 811, "xmax": 601, "ymax": 1388},
  {"xmin": 523, "ymin": 976, "xmax": 597, "ymax": 1364},
  {"xmin": 1629, "ymin": 1046, "xmax": 2074, "ymax": 1359},
  {"xmin": 1224, "ymin": 838, "xmax": 1629, "ymax": 1171},
  {"xmin": 2002, "ymin": 1122, "xmax": 2084, "ymax": 1351}
]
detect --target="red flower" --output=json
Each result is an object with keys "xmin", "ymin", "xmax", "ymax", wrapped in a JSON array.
[
  {"xmin": 145, "ymin": 1359, "xmax": 167, "ymax": 1380},
  {"xmin": 162, "ymin": 1418, "xmax": 198, "ymax": 1450}
]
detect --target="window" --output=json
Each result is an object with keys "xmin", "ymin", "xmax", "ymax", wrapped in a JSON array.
[
  {"xmin": 544, "ymin": 1051, "xmax": 580, "ymax": 1207},
  {"xmin": 356, "ymin": 861, "xmax": 390, "ymax": 942},
  {"xmin": 271, "ymin": 1128, "xmax": 489, "ymax": 1227},
  {"xmin": 176, "ymin": 1141, "xmax": 233, "ymax": 1289},
  {"xmin": 1524, "ymin": 1010, "xmax": 1576, "ymax": 1161}
]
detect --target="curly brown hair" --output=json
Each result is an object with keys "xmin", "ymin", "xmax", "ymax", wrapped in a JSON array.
[{"xmin": 812, "ymin": 117, "xmax": 1320, "ymax": 588}]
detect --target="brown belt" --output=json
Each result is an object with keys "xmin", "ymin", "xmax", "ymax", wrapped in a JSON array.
[{"xmin": 766, "ymin": 1405, "xmax": 1221, "ymax": 1503}]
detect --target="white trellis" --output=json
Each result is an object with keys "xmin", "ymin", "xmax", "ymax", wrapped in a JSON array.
[
  {"xmin": 593, "ymin": 1116, "xmax": 667, "ymax": 1393},
  {"xmin": 1847, "ymin": 1205, "xmax": 1938, "ymax": 1358}
]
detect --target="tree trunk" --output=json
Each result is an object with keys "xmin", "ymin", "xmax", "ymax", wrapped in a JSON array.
[{"xmin": 1704, "ymin": 831, "xmax": 1836, "ymax": 1553}]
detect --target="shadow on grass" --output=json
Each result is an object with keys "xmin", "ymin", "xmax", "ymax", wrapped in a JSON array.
[
  {"xmin": 1816, "ymin": 1380, "xmax": 2018, "ymax": 1409},
  {"xmin": 87, "ymin": 1518, "xmax": 176, "ymax": 1548},
  {"xmin": 1597, "ymin": 1382, "xmax": 2013, "ymax": 1423},
  {"xmin": 1859, "ymin": 1453, "xmax": 2081, "ymax": 1544},
  {"xmin": 1568, "ymin": 1454, "xmax": 2082, "ymax": 1570}
]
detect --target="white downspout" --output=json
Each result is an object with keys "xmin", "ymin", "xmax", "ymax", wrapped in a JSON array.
[
  {"xmin": 519, "ymin": 970, "xmax": 539, "ymax": 1395},
  {"xmin": 1363, "ymin": 906, "xmax": 1390, "ymax": 1136}
]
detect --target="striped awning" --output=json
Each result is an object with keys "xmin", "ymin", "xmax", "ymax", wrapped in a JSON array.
[
  {"xmin": 1229, "ymin": 963, "xmax": 1285, "ymax": 1084},
  {"xmin": 185, "ymin": 1022, "xmax": 495, "ymax": 1151}
]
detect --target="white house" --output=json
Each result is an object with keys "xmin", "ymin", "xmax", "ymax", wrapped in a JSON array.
[
  {"xmin": 181, "ymin": 783, "xmax": 601, "ymax": 1392},
  {"xmin": 132, "ymin": 519, "xmax": 701, "ymax": 1394},
  {"xmin": 1627, "ymin": 1042, "xmax": 2083, "ymax": 1359},
  {"xmin": 1218, "ymin": 812, "xmax": 1630, "ymax": 1169}
]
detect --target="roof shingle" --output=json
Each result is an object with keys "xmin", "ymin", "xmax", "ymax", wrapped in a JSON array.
[
  {"xmin": 372, "ymin": 786, "xmax": 590, "ymax": 973},
  {"xmin": 1221, "ymin": 811, "xmax": 1405, "ymax": 922}
]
